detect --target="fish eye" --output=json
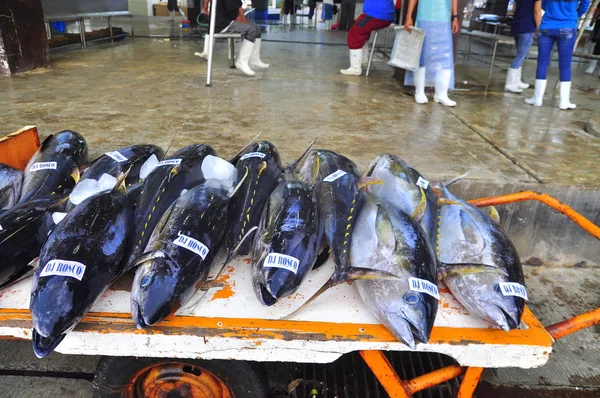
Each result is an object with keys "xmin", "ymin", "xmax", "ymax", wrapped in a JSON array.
[
  {"xmin": 494, "ymin": 284, "xmax": 502, "ymax": 294},
  {"xmin": 404, "ymin": 292, "xmax": 421, "ymax": 305},
  {"xmin": 141, "ymin": 275, "xmax": 153, "ymax": 288}
]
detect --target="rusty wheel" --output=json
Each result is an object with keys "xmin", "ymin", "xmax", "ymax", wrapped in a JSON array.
[
  {"xmin": 126, "ymin": 362, "xmax": 233, "ymax": 398},
  {"xmin": 93, "ymin": 357, "xmax": 268, "ymax": 398}
]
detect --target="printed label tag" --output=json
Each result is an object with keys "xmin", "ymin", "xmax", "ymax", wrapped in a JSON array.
[
  {"xmin": 40, "ymin": 259, "xmax": 86, "ymax": 281},
  {"xmin": 105, "ymin": 151, "xmax": 128, "ymax": 162},
  {"xmin": 409, "ymin": 277, "xmax": 440, "ymax": 299},
  {"xmin": 499, "ymin": 282, "xmax": 528, "ymax": 300},
  {"xmin": 158, "ymin": 159, "xmax": 182, "ymax": 167},
  {"xmin": 173, "ymin": 234, "xmax": 209, "ymax": 260},
  {"xmin": 264, "ymin": 253, "xmax": 300, "ymax": 274},
  {"xmin": 30, "ymin": 162, "xmax": 57, "ymax": 172},
  {"xmin": 416, "ymin": 176, "xmax": 429, "ymax": 189},
  {"xmin": 323, "ymin": 170, "xmax": 347, "ymax": 182},
  {"xmin": 240, "ymin": 152, "xmax": 266, "ymax": 160}
]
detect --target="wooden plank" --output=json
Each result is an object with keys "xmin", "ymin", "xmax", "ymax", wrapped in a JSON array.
[{"xmin": 0, "ymin": 126, "xmax": 40, "ymax": 171}]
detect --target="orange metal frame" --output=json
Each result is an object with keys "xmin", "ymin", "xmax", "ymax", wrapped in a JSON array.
[{"xmin": 360, "ymin": 191, "xmax": 600, "ymax": 397}]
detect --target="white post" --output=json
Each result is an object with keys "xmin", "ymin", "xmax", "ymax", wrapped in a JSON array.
[{"xmin": 206, "ymin": 0, "xmax": 218, "ymax": 86}]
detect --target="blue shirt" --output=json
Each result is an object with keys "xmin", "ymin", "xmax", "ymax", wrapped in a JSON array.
[
  {"xmin": 512, "ymin": 0, "xmax": 539, "ymax": 35},
  {"xmin": 364, "ymin": 0, "xmax": 395, "ymax": 21},
  {"xmin": 540, "ymin": 0, "xmax": 591, "ymax": 30}
]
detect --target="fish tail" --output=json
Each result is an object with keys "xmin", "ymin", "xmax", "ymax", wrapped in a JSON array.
[
  {"xmin": 112, "ymin": 167, "xmax": 132, "ymax": 193},
  {"xmin": 228, "ymin": 132, "xmax": 262, "ymax": 163},
  {"xmin": 288, "ymin": 135, "xmax": 319, "ymax": 172}
]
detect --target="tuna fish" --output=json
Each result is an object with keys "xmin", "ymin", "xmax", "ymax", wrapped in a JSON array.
[
  {"xmin": 67, "ymin": 144, "xmax": 164, "ymax": 210},
  {"xmin": 131, "ymin": 156, "xmax": 243, "ymax": 328},
  {"xmin": 251, "ymin": 141, "xmax": 322, "ymax": 306},
  {"xmin": 0, "ymin": 164, "xmax": 23, "ymax": 211},
  {"xmin": 365, "ymin": 154, "xmax": 439, "ymax": 242},
  {"xmin": 437, "ymin": 185, "xmax": 525, "ymax": 331},
  {"xmin": 19, "ymin": 131, "xmax": 87, "ymax": 204},
  {"xmin": 352, "ymin": 194, "xmax": 439, "ymax": 348},
  {"xmin": 0, "ymin": 197, "xmax": 67, "ymax": 288},
  {"xmin": 225, "ymin": 141, "xmax": 283, "ymax": 261},
  {"xmin": 29, "ymin": 175, "xmax": 132, "ymax": 358},
  {"xmin": 123, "ymin": 144, "xmax": 216, "ymax": 272}
]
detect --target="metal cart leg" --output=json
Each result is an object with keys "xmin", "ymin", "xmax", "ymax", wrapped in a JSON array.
[
  {"xmin": 366, "ymin": 30, "xmax": 379, "ymax": 77},
  {"xmin": 79, "ymin": 19, "xmax": 87, "ymax": 49},
  {"xmin": 488, "ymin": 40, "xmax": 498, "ymax": 80},
  {"xmin": 457, "ymin": 367, "xmax": 484, "ymax": 398},
  {"xmin": 360, "ymin": 351, "xmax": 410, "ymax": 397},
  {"xmin": 229, "ymin": 39, "xmax": 236, "ymax": 68},
  {"xmin": 130, "ymin": 16, "xmax": 135, "ymax": 37},
  {"xmin": 108, "ymin": 16, "xmax": 113, "ymax": 42},
  {"xmin": 45, "ymin": 22, "xmax": 52, "ymax": 40}
]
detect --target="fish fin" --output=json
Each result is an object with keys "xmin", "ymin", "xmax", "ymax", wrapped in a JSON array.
[
  {"xmin": 224, "ymin": 226, "xmax": 258, "ymax": 264},
  {"xmin": 112, "ymin": 168, "xmax": 131, "ymax": 193},
  {"xmin": 487, "ymin": 206, "xmax": 500, "ymax": 224},
  {"xmin": 410, "ymin": 187, "xmax": 427, "ymax": 222},
  {"xmin": 167, "ymin": 164, "xmax": 182, "ymax": 182},
  {"xmin": 288, "ymin": 136, "xmax": 319, "ymax": 172},
  {"xmin": 32, "ymin": 329, "xmax": 66, "ymax": 358},
  {"xmin": 28, "ymin": 257, "xmax": 40, "ymax": 269},
  {"xmin": 258, "ymin": 160, "xmax": 267, "ymax": 175},
  {"xmin": 70, "ymin": 167, "xmax": 80, "ymax": 184},
  {"xmin": 229, "ymin": 166, "xmax": 249, "ymax": 199},
  {"xmin": 441, "ymin": 172, "xmax": 469, "ymax": 188},
  {"xmin": 438, "ymin": 198, "xmax": 461, "ymax": 205},
  {"xmin": 161, "ymin": 137, "xmax": 177, "ymax": 161},
  {"xmin": 312, "ymin": 245, "xmax": 330, "ymax": 270},
  {"xmin": 37, "ymin": 134, "xmax": 54, "ymax": 152},
  {"xmin": 280, "ymin": 274, "xmax": 337, "ymax": 320},
  {"xmin": 375, "ymin": 205, "xmax": 396, "ymax": 258},
  {"xmin": 345, "ymin": 266, "xmax": 401, "ymax": 280},
  {"xmin": 365, "ymin": 156, "xmax": 379, "ymax": 177},
  {"xmin": 188, "ymin": 259, "xmax": 234, "ymax": 308},
  {"xmin": 228, "ymin": 132, "xmax": 262, "ymax": 163},
  {"xmin": 459, "ymin": 209, "xmax": 485, "ymax": 247},
  {"xmin": 358, "ymin": 176, "xmax": 384, "ymax": 190}
]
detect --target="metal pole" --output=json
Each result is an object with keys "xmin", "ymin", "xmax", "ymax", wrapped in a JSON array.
[{"xmin": 206, "ymin": 0, "xmax": 218, "ymax": 86}]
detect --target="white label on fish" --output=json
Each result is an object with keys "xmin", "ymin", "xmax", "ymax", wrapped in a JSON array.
[
  {"xmin": 416, "ymin": 177, "xmax": 429, "ymax": 189},
  {"xmin": 240, "ymin": 152, "xmax": 266, "ymax": 160},
  {"xmin": 499, "ymin": 282, "xmax": 528, "ymax": 300},
  {"xmin": 30, "ymin": 162, "xmax": 57, "ymax": 172},
  {"xmin": 158, "ymin": 159, "xmax": 182, "ymax": 166},
  {"xmin": 323, "ymin": 170, "xmax": 347, "ymax": 182},
  {"xmin": 173, "ymin": 234, "xmax": 209, "ymax": 260},
  {"xmin": 40, "ymin": 259, "xmax": 86, "ymax": 281},
  {"xmin": 409, "ymin": 277, "xmax": 440, "ymax": 299},
  {"xmin": 264, "ymin": 253, "xmax": 300, "ymax": 274},
  {"xmin": 105, "ymin": 151, "xmax": 128, "ymax": 162}
]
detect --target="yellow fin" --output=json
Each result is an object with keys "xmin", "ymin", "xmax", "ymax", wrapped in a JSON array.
[
  {"xmin": 410, "ymin": 187, "xmax": 427, "ymax": 222},
  {"xmin": 359, "ymin": 176, "xmax": 384, "ymax": 190},
  {"xmin": 487, "ymin": 206, "xmax": 500, "ymax": 224}
]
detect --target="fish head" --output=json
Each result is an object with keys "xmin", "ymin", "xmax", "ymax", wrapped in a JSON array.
[
  {"xmin": 32, "ymin": 329, "xmax": 66, "ymax": 358},
  {"xmin": 131, "ymin": 251, "xmax": 180, "ymax": 328},
  {"xmin": 298, "ymin": 150, "xmax": 321, "ymax": 186},
  {"xmin": 443, "ymin": 265, "xmax": 523, "ymax": 331},
  {"xmin": 30, "ymin": 278, "xmax": 80, "ymax": 340}
]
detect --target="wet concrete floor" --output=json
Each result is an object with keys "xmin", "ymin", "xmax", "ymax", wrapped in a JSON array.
[{"xmin": 0, "ymin": 35, "xmax": 598, "ymax": 396}]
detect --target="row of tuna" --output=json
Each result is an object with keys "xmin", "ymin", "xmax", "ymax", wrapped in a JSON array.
[{"xmin": 0, "ymin": 130, "xmax": 527, "ymax": 358}]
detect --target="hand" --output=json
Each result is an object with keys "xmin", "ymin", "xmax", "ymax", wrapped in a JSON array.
[
  {"xmin": 404, "ymin": 16, "xmax": 413, "ymax": 31},
  {"xmin": 452, "ymin": 19, "xmax": 459, "ymax": 34}
]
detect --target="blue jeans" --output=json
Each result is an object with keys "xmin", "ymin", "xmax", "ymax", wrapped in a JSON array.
[
  {"xmin": 511, "ymin": 33, "xmax": 534, "ymax": 69},
  {"xmin": 536, "ymin": 28, "xmax": 576, "ymax": 82}
]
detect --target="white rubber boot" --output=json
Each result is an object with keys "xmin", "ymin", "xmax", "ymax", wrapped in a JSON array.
[
  {"xmin": 516, "ymin": 67, "xmax": 529, "ymax": 89},
  {"xmin": 325, "ymin": 20, "xmax": 332, "ymax": 30},
  {"xmin": 524, "ymin": 79, "xmax": 546, "ymax": 106},
  {"xmin": 340, "ymin": 49, "xmax": 362, "ymax": 76},
  {"xmin": 235, "ymin": 40, "xmax": 256, "ymax": 76},
  {"xmin": 505, "ymin": 68, "xmax": 523, "ymax": 93},
  {"xmin": 414, "ymin": 67, "xmax": 428, "ymax": 104},
  {"xmin": 558, "ymin": 81, "xmax": 576, "ymax": 110},
  {"xmin": 433, "ymin": 69, "xmax": 456, "ymax": 107},
  {"xmin": 194, "ymin": 37, "xmax": 209, "ymax": 60},
  {"xmin": 291, "ymin": 15, "xmax": 297, "ymax": 25},
  {"xmin": 308, "ymin": 18, "xmax": 314, "ymax": 28},
  {"xmin": 169, "ymin": 11, "xmax": 175, "ymax": 21},
  {"xmin": 249, "ymin": 38, "xmax": 270, "ymax": 69},
  {"xmin": 286, "ymin": 14, "xmax": 291, "ymax": 26},
  {"xmin": 178, "ymin": 8, "xmax": 186, "ymax": 17},
  {"xmin": 586, "ymin": 60, "xmax": 598, "ymax": 75}
]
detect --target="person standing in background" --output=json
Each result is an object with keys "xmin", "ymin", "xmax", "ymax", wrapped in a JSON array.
[
  {"xmin": 322, "ymin": 0, "xmax": 335, "ymax": 30},
  {"xmin": 524, "ymin": 0, "xmax": 590, "ymax": 109},
  {"xmin": 404, "ymin": 0, "xmax": 460, "ymax": 106},
  {"xmin": 308, "ymin": 0, "xmax": 319, "ymax": 28},
  {"xmin": 505, "ymin": 0, "xmax": 542, "ymax": 92},
  {"xmin": 339, "ymin": 0, "xmax": 395, "ymax": 75},
  {"xmin": 585, "ymin": 6, "xmax": 600, "ymax": 75}
]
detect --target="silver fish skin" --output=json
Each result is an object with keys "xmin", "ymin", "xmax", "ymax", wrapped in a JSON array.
[
  {"xmin": 437, "ymin": 186, "xmax": 525, "ymax": 331},
  {"xmin": 352, "ymin": 194, "xmax": 438, "ymax": 349},
  {"xmin": 0, "ymin": 164, "xmax": 23, "ymax": 211},
  {"xmin": 365, "ymin": 154, "xmax": 439, "ymax": 243}
]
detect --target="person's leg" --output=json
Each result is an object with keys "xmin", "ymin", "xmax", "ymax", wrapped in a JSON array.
[
  {"xmin": 341, "ymin": 15, "xmax": 391, "ymax": 75},
  {"xmin": 228, "ymin": 21, "xmax": 261, "ymax": 76},
  {"xmin": 247, "ymin": 24, "xmax": 269, "ymax": 69},
  {"xmin": 194, "ymin": 34, "xmax": 210, "ymax": 59},
  {"xmin": 556, "ymin": 28, "xmax": 576, "ymax": 109},
  {"xmin": 525, "ymin": 29, "xmax": 553, "ymax": 106},
  {"xmin": 507, "ymin": 33, "xmax": 534, "ymax": 91}
]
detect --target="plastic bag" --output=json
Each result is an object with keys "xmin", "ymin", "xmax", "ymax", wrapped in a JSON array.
[{"xmin": 387, "ymin": 27, "xmax": 426, "ymax": 71}]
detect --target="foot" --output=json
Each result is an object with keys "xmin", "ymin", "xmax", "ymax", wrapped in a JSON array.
[
  {"xmin": 524, "ymin": 97, "xmax": 542, "ymax": 106},
  {"xmin": 434, "ymin": 95, "xmax": 456, "ymax": 107},
  {"xmin": 505, "ymin": 84, "xmax": 523, "ymax": 93},
  {"xmin": 194, "ymin": 52, "xmax": 208, "ymax": 60},
  {"xmin": 559, "ymin": 101, "xmax": 576, "ymax": 110},
  {"xmin": 414, "ymin": 92, "xmax": 429, "ymax": 104},
  {"xmin": 516, "ymin": 81, "xmax": 530, "ymax": 90},
  {"xmin": 235, "ymin": 61, "xmax": 256, "ymax": 76},
  {"xmin": 340, "ymin": 66, "xmax": 362, "ymax": 76},
  {"xmin": 250, "ymin": 61, "xmax": 270, "ymax": 69}
]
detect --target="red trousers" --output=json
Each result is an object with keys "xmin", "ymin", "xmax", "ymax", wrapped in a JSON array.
[{"xmin": 347, "ymin": 14, "xmax": 392, "ymax": 49}]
